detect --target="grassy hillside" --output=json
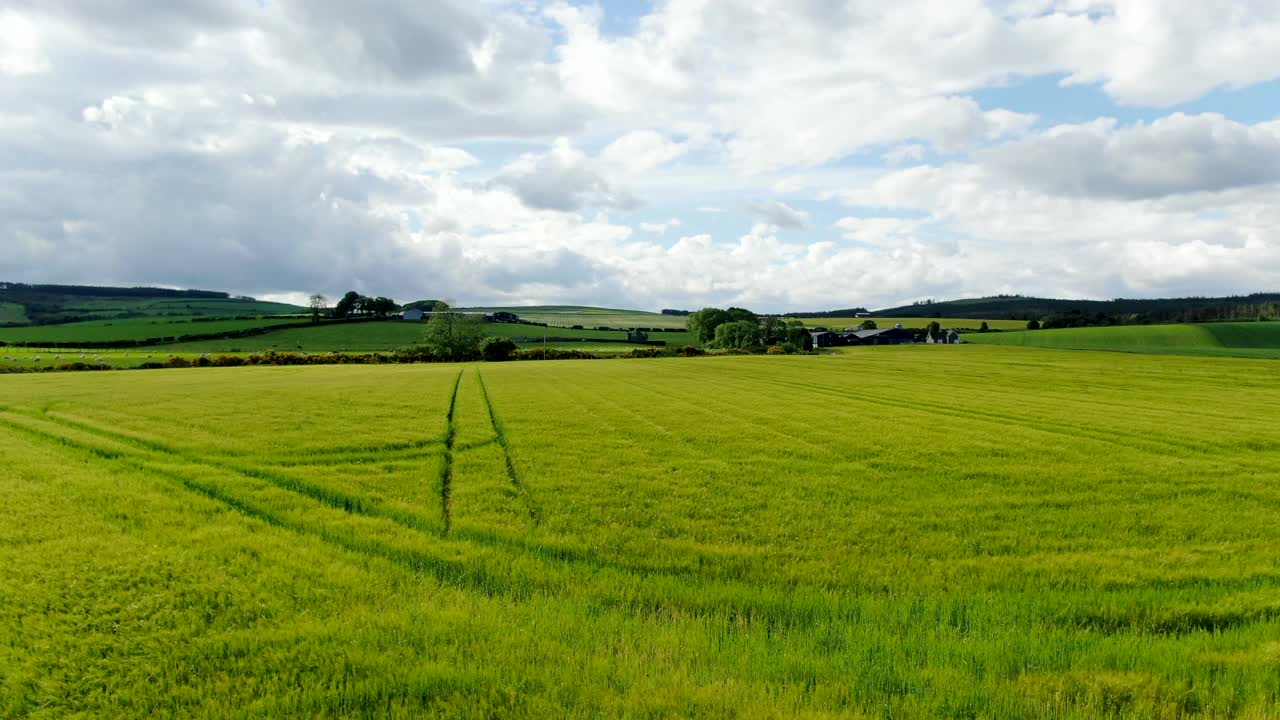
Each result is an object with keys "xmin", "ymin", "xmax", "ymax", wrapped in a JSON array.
[
  {"xmin": 1201, "ymin": 321, "xmax": 1280, "ymax": 348},
  {"xmin": 0, "ymin": 282, "xmax": 303, "ymax": 325},
  {"xmin": 0, "ymin": 302, "xmax": 27, "ymax": 325},
  {"xmin": 3, "ymin": 348, "xmax": 1280, "ymax": 716},
  {"xmin": 0, "ymin": 316, "xmax": 306, "ymax": 345},
  {"xmin": 966, "ymin": 322, "xmax": 1280, "ymax": 358},
  {"xmin": 874, "ymin": 293, "xmax": 1280, "ymax": 322}
]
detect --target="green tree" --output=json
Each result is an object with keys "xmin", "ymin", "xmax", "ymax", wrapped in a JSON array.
[
  {"xmin": 927, "ymin": 321, "xmax": 941, "ymax": 335},
  {"xmin": 1027, "ymin": 319, "xmax": 1041, "ymax": 330},
  {"xmin": 686, "ymin": 307, "xmax": 731, "ymax": 346},
  {"xmin": 334, "ymin": 291, "xmax": 361, "ymax": 318},
  {"xmin": 860, "ymin": 319, "xmax": 878, "ymax": 330},
  {"xmin": 423, "ymin": 302, "xmax": 485, "ymax": 359},
  {"xmin": 308, "ymin": 294, "xmax": 327, "ymax": 324},
  {"xmin": 712, "ymin": 320, "xmax": 763, "ymax": 350},
  {"xmin": 759, "ymin": 315, "xmax": 786, "ymax": 340},
  {"xmin": 979, "ymin": 321, "xmax": 990, "ymax": 332}
]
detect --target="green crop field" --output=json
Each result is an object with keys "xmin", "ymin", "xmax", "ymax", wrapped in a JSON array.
[
  {"xmin": 3, "ymin": 346, "xmax": 1280, "ymax": 717},
  {"xmin": 966, "ymin": 322, "xmax": 1280, "ymax": 359},
  {"xmin": 465, "ymin": 305, "xmax": 692, "ymax": 329},
  {"xmin": 0, "ymin": 316, "xmax": 306, "ymax": 345},
  {"xmin": 150, "ymin": 320, "xmax": 426, "ymax": 353}
]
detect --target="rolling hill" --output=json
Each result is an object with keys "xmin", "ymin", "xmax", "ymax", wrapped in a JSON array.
[
  {"xmin": 871, "ymin": 293, "xmax": 1280, "ymax": 323},
  {"xmin": 966, "ymin": 321, "xmax": 1280, "ymax": 359},
  {"xmin": 0, "ymin": 282, "xmax": 304, "ymax": 325}
]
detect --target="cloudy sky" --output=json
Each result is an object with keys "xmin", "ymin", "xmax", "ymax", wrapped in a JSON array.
[{"xmin": 2, "ymin": 1, "xmax": 1278, "ymax": 311}]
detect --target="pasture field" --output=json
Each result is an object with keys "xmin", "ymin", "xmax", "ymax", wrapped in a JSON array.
[
  {"xmin": 966, "ymin": 322, "xmax": 1280, "ymax": 359},
  {"xmin": 0, "ymin": 347, "xmax": 231, "ymax": 369},
  {"xmin": 798, "ymin": 317, "xmax": 1028, "ymax": 330},
  {"xmin": 465, "ymin": 305, "xmax": 692, "ymax": 329},
  {"xmin": 56, "ymin": 296, "xmax": 304, "ymax": 318},
  {"xmin": 0, "ymin": 316, "xmax": 305, "ymax": 345},
  {"xmin": 3, "ymin": 346, "xmax": 1280, "ymax": 717},
  {"xmin": 150, "ymin": 321, "xmax": 686, "ymax": 354},
  {"xmin": 149, "ymin": 321, "xmax": 427, "ymax": 353}
]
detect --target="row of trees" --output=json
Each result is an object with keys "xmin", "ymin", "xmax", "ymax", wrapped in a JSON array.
[
  {"xmin": 685, "ymin": 307, "xmax": 813, "ymax": 351},
  {"xmin": 333, "ymin": 291, "xmax": 399, "ymax": 319}
]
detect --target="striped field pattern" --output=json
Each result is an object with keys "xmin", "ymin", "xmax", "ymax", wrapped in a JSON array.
[{"xmin": 3, "ymin": 345, "xmax": 1280, "ymax": 718}]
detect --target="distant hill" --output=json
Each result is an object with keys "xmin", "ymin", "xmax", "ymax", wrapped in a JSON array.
[
  {"xmin": 871, "ymin": 294, "xmax": 1280, "ymax": 326},
  {"xmin": 0, "ymin": 282, "xmax": 305, "ymax": 326}
]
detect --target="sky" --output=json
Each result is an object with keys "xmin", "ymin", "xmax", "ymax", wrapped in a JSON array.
[{"xmin": 1, "ymin": 1, "xmax": 1278, "ymax": 312}]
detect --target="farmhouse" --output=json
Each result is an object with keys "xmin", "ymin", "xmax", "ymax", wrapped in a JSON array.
[
  {"xmin": 400, "ymin": 309, "xmax": 425, "ymax": 322},
  {"xmin": 925, "ymin": 329, "xmax": 961, "ymax": 344}
]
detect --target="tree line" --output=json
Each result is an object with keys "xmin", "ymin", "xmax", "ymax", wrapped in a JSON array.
[{"xmin": 686, "ymin": 307, "xmax": 813, "ymax": 352}]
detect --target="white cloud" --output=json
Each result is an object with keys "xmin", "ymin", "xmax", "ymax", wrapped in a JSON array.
[
  {"xmin": 0, "ymin": 11, "xmax": 48, "ymax": 76},
  {"xmin": 979, "ymin": 113, "xmax": 1280, "ymax": 199},
  {"xmin": 599, "ymin": 130, "xmax": 690, "ymax": 175},
  {"xmin": 2, "ymin": 1, "xmax": 1279, "ymax": 311},
  {"xmin": 750, "ymin": 201, "xmax": 810, "ymax": 230},
  {"xmin": 493, "ymin": 137, "xmax": 638, "ymax": 212}
]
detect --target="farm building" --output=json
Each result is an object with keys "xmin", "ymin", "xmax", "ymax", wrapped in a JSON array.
[
  {"xmin": 925, "ymin": 329, "xmax": 961, "ymax": 344},
  {"xmin": 400, "ymin": 309, "xmax": 425, "ymax": 322},
  {"xmin": 851, "ymin": 327, "xmax": 916, "ymax": 345}
]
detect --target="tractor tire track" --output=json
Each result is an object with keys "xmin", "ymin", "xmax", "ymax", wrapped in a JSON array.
[
  {"xmin": 475, "ymin": 369, "xmax": 541, "ymax": 527},
  {"xmin": 439, "ymin": 369, "xmax": 463, "ymax": 535}
]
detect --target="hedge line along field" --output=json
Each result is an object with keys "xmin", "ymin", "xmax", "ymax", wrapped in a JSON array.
[
  {"xmin": 966, "ymin": 322, "xmax": 1280, "ymax": 359},
  {"xmin": 3, "ymin": 346, "xmax": 1280, "ymax": 718},
  {"xmin": 148, "ymin": 321, "xmax": 689, "ymax": 354}
]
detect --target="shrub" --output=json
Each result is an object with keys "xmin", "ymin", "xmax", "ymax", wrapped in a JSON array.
[
  {"xmin": 511, "ymin": 348, "xmax": 599, "ymax": 361},
  {"xmin": 481, "ymin": 337, "xmax": 518, "ymax": 362},
  {"xmin": 780, "ymin": 342, "xmax": 798, "ymax": 354},
  {"xmin": 676, "ymin": 345, "xmax": 706, "ymax": 357},
  {"xmin": 624, "ymin": 347, "xmax": 665, "ymax": 359},
  {"xmin": 766, "ymin": 345, "xmax": 786, "ymax": 355},
  {"xmin": 211, "ymin": 355, "xmax": 246, "ymax": 367}
]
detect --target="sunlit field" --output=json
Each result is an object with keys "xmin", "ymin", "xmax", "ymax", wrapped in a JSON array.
[
  {"xmin": 3, "ymin": 346, "xmax": 1280, "ymax": 717},
  {"xmin": 966, "ymin": 322, "xmax": 1280, "ymax": 359}
]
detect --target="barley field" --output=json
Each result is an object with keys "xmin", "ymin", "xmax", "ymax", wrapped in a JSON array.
[{"xmin": 3, "ymin": 346, "xmax": 1280, "ymax": 718}]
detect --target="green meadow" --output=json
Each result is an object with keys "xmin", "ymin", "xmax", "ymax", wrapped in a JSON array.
[
  {"xmin": 0, "ymin": 316, "xmax": 304, "ymax": 345},
  {"xmin": 3, "ymin": 346, "xmax": 1280, "ymax": 717},
  {"xmin": 967, "ymin": 322, "xmax": 1280, "ymax": 359}
]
